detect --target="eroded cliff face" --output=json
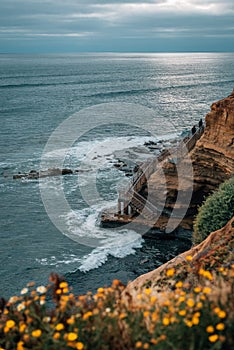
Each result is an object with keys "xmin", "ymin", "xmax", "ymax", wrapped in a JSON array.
[
  {"xmin": 125, "ymin": 216, "xmax": 234, "ymax": 297},
  {"xmin": 148, "ymin": 90, "xmax": 234, "ymax": 230}
]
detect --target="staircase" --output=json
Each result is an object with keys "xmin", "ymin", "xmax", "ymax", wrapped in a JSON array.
[{"xmin": 117, "ymin": 123, "xmax": 204, "ymax": 222}]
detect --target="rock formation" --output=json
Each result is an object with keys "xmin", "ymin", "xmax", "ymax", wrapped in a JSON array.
[{"xmin": 124, "ymin": 216, "xmax": 234, "ymax": 297}]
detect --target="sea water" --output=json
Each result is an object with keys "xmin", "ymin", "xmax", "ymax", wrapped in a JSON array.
[{"xmin": 0, "ymin": 53, "xmax": 234, "ymax": 298}]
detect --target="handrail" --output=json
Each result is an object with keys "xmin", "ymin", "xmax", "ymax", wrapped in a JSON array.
[{"xmin": 119, "ymin": 122, "xmax": 205, "ymax": 220}]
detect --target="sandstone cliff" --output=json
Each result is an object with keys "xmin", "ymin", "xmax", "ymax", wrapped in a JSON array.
[
  {"xmin": 147, "ymin": 90, "xmax": 234, "ymax": 230},
  {"xmin": 125, "ymin": 216, "xmax": 234, "ymax": 297}
]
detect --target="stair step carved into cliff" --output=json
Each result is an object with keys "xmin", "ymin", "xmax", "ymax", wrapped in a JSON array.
[{"xmin": 116, "ymin": 123, "xmax": 205, "ymax": 223}]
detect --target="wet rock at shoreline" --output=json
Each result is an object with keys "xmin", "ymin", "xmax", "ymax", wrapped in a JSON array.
[{"xmin": 13, "ymin": 168, "xmax": 74, "ymax": 180}]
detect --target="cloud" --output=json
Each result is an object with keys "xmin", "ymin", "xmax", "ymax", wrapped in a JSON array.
[{"xmin": 0, "ymin": 0, "xmax": 233, "ymax": 52}]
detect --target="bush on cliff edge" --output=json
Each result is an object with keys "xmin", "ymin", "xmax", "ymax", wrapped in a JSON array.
[{"xmin": 193, "ymin": 176, "xmax": 234, "ymax": 244}]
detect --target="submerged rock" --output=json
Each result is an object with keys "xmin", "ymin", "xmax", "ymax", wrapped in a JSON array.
[{"xmin": 13, "ymin": 168, "xmax": 74, "ymax": 180}]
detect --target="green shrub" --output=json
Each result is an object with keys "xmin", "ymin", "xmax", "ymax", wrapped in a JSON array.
[{"xmin": 193, "ymin": 176, "xmax": 234, "ymax": 244}]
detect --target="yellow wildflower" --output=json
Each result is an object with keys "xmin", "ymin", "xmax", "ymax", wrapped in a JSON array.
[
  {"xmin": 197, "ymin": 302, "xmax": 203, "ymax": 309},
  {"xmin": 67, "ymin": 332, "xmax": 78, "ymax": 341},
  {"xmin": 175, "ymin": 281, "xmax": 183, "ymax": 288},
  {"xmin": 135, "ymin": 341, "xmax": 142, "ymax": 348},
  {"xmin": 59, "ymin": 282, "xmax": 68, "ymax": 289},
  {"xmin": 162, "ymin": 317, "xmax": 170, "ymax": 326},
  {"xmin": 187, "ymin": 299, "xmax": 195, "ymax": 307},
  {"xmin": 194, "ymin": 287, "xmax": 201, "ymax": 293},
  {"xmin": 204, "ymin": 271, "xmax": 213, "ymax": 280},
  {"xmin": 55, "ymin": 323, "xmax": 65, "ymax": 331},
  {"xmin": 23, "ymin": 334, "xmax": 30, "ymax": 342},
  {"xmin": 97, "ymin": 287, "xmax": 104, "ymax": 293},
  {"xmin": 150, "ymin": 296, "xmax": 157, "ymax": 303},
  {"xmin": 178, "ymin": 310, "xmax": 186, "ymax": 316},
  {"xmin": 32, "ymin": 329, "xmax": 42, "ymax": 338},
  {"xmin": 192, "ymin": 317, "xmax": 199, "ymax": 325},
  {"xmin": 166, "ymin": 268, "xmax": 175, "ymax": 277},
  {"xmin": 178, "ymin": 296, "xmax": 185, "ymax": 303},
  {"xmin": 67, "ymin": 317, "xmax": 75, "ymax": 325},
  {"xmin": 144, "ymin": 288, "xmax": 152, "ymax": 295},
  {"xmin": 119, "ymin": 313, "xmax": 127, "ymax": 319},
  {"xmin": 63, "ymin": 288, "xmax": 69, "ymax": 294},
  {"xmin": 76, "ymin": 342, "xmax": 84, "ymax": 350},
  {"xmin": 143, "ymin": 311, "xmax": 150, "ymax": 318},
  {"xmin": 6, "ymin": 320, "xmax": 15, "ymax": 329},
  {"xmin": 19, "ymin": 324, "xmax": 27, "ymax": 333},
  {"xmin": 218, "ymin": 310, "xmax": 226, "ymax": 319},
  {"xmin": 53, "ymin": 332, "xmax": 60, "ymax": 340},
  {"xmin": 209, "ymin": 334, "xmax": 219, "ymax": 343},
  {"xmin": 216, "ymin": 323, "xmax": 225, "ymax": 331},
  {"xmin": 83, "ymin": 311, "xmax": 93, "ymax": 320},
  {"xmin": 4, "ymin": 327, "xmax": 9, "ymax": 333},
  {"xmin": 143, "ymin": 344, "xmax": 150, "ymax": 349},
  {"xmin": 17, "ymin": 341, "xmax": 24, "ymax": 350},
  {"xmin": 206, "ymin": 326, "xmax": 215, "ymax": 333},
  {"xmin": 112, "ymin": 279, "xmax": 120, "ymax": 286},
  {"xmin": 186, "ymin": 255, "xmax": 193, "ymax": 261},
  {"xmin": 203, "ymin": 287, "xmax": 211, "ymax": 294},
  {"xmin": 185, "ymin": 320, "xmax": 193, "ymax": 328}
]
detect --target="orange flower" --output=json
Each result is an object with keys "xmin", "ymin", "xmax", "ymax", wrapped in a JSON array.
[
  {"xmin": 59, "ymin": 282, "xmax": 68, "ymax": 289},
  {"xmin": 32, "ymin": 329, "xmax": 42, "ymax": 338},
  {"xmin": 55, "ymin": 323, "xmax": 64, "ymax": 331},
  {"xmin": 218, "ymin": 310, "xmax": 226, "ymax": 319},
  {"xmin": 166, "ymin": 268, "xmax": 175, "ymax": 277},
  {"xmin": 206, "ymin": 325, "xmax": 214, "ymax": 333},
  {"xmin": 67, "ymin": 332, "xmax": 78, "ymax": 341},
  {"xmin": 6, "ymin": 320, "xmax": 15, "ymax": 329},
  {"xmin": 186, "ymin": 255, "xmax": 193, "ymax": 261},
  {"xmin": 175, "ymin": 281, "xmax": 183, "ymax": 288},
  {"xmin": 209, "ymin": 334, "xmax": 219, "ymax": 343},
  {"xmin": 187, "ymin": 299, "xmax": 195, "ymax": 308},
  {"xmin": 135, "ymin": 341, "xmax": 142, "ymax": 348},
  {"xmin": 53, "ymin": 332, "xmax": 60, "ymax": 340},
  {"xmin": 216, "ymin": 323, "xmax": 225, "ymax": 330},
  {"xmin": 162, "ymin": 317, "xmax": 170, "ymax": 326},
  {"xmin": 178, "ymin": 310, "xmax": 186, "ymax": 316},
  {"xmin": 17, "ymin": 341, "xmax": 25, "ymax": 350}
]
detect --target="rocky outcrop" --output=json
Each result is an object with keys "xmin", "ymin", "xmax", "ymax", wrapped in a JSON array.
[
  {"xmin": 13, "ymin": 168, "xmax": 75, "ymax": 180},
  {"xmin": 153, "ymin": 89, "xmax": 234, "ymax": 229},
  {"xmin": 125, "ymin": 216, "xmax": 234, "ymax": 296}
]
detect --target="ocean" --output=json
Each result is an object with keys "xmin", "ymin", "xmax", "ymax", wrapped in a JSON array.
[{"xmin": 0, "ymin": 52, "xmax": 234, "ymax": 298}]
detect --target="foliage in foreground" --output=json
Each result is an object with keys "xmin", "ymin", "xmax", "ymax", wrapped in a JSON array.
[
  {"xmin": 0, "ymin": 260, "xmax": 234, "ymax": 350},
  {"xmin": 193, "ymin": 176, "xmax": 234, "ymax": 244}
]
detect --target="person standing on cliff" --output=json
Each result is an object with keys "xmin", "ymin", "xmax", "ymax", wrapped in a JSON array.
[
  {"xmin": 199, "ymin": 119, "xmax": 203, "ymax": 128},
  {"xmin": 192, "ymin": 125, "xmax": 196, "ymax": 134}
]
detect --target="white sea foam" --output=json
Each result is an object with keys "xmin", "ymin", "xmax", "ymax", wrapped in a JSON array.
[
  {"xmin": 42, "ymin": 133, "xmax": 179, "ymax": 170},
  {"xmin": 62, "ymin": 202, "xmax": 143, "ymax": 272}
]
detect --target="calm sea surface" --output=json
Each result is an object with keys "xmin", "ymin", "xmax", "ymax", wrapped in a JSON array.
[{"xmin": 0, "ymin": 53, "xmax": 234, "ymax": 298}]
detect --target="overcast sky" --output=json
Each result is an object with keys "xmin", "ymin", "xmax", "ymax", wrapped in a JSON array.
[{"xmin": 0, "ymin": 0, "xmax": 234, "ymax": 53}]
